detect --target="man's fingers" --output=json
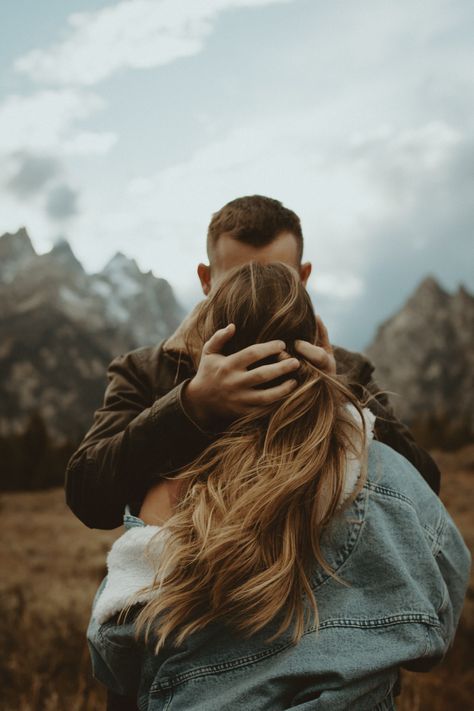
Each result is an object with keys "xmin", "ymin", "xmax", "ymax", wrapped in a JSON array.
[
  {"xmin": 315, "ymin": 315, "xmax": 333, "ymax": 354},
  {"xmin": 245, "ymin": 377, "xmax": 298, "ymax": 405},
  {"xmin": 294, "ymin": 341, "xmax": 325, "ymax": 362},
  {"xmin": 202, "ymin": 323, "xmax": 236, "ymax": 355},
  {"xmin": 242, "ymin": 356, "xmax": 300, "ymax": 387},
  {"xmin": 229, "ymin": 340, "xmax": 286, "ymax": 369},
  {"xmin": 294, "ymin": 342, "xmax": 332, "ymax": 369}
]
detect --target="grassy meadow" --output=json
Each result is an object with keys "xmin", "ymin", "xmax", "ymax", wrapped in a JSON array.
[{"xmin": 1, "ymin": 446, "xmax": 473, "ymax": 711}]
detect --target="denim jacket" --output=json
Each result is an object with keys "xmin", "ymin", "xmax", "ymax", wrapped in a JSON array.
[{"xmin": 87, "ymin": 440, "xmax": 471, "ymax": 711}]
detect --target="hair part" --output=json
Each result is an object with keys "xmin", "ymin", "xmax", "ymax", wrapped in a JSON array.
[{"xmin": 207, "ymin": 195, "xmax": 304, "ymax": 266}]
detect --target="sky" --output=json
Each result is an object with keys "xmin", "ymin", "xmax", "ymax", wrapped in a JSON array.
[{"xmin": 0, "ymin": 0, "xmax": 472, "ymax": 350}]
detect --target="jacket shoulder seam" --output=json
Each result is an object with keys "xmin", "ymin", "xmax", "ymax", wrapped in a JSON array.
[{"xmin": 364, "ymin": 480, "xmax": 415, "ymax": 508}]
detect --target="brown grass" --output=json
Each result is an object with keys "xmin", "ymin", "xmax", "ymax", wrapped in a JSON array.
[
  {"xmin": 0, "ymin": 488, "xmax": 119, "ymax": 711},
  {"xmin": 0, "ymin": 446, "xmax": 473, "ymax": 711}
]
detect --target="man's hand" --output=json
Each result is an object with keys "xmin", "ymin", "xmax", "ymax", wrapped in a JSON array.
[
  {"xmin": 182, "ymin": 323, "xmax": 301, "ymax": 430},
  {"xmin": 294, "ymin": 315, "xmax": 336, "ymax": 375}
]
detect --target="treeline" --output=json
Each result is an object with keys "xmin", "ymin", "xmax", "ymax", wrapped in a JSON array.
[{"xmin": 0, "ymin": 411, "xmax": 77, "ymax": 491}]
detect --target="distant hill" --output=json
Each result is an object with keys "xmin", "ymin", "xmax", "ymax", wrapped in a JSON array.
[
  {"xmin": 0, "ymin": 227, "xmax": 186, "ymax": 446},
  {"xmin": 365, "ymin": 276, "xmax": 474, "ymax": 449}
]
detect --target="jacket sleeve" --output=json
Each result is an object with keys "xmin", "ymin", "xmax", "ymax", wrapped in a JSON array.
[
  {"xmin": 65, "ymin": 350, "xmax": 218, "ymax": 530},
  {"xmin": 404, "ymin": 499, "xmax": 471, "ymax": 672},
  {"xmin": 424, "ymin": 506, "xmax": 472, "ymax": 667},
  {"xmin": 362, "ymin": 374, "xmax": 441, "ymax": 495},
  {"xmin": 335, "ymin": 345, "xmax": 441, "ymax": 494}
]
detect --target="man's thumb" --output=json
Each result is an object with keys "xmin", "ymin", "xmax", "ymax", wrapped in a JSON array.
[{"xmin": 203, "ymin": 323, "xmax": 236, "ymax": 354}]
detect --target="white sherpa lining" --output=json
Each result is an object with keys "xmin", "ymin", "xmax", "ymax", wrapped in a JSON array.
[
  {"xmin": 340, "ymin": 404, "xmax": 376, "ymax": 505},
  {"xmin": 93, "ymin": 525, "xmax": 168, "ymax": 624},
  {"xmin": 93, "ymin": 405, "xmax": 375, "ymax": 625}
]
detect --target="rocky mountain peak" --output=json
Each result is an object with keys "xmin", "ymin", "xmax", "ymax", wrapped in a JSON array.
[
  {"xmin": 408, "ymin": 275, "xmax": 449, "ymax": 307},
  {"xmin": 0, "ymin": 227, "xmax": 37, "ymax": 283},
  {"xmin": 101, "ymin": 251, "xmax": 142, "ymax": 279},
  {"xmin": 48, "ymin": 237, "xmax": 84, "ymax": 272},
  {"xmin": 455, "ymin": 284, "xmax": 472, "ymax": 302},
  {"xmin": 365, "ymin": 277, "xmax": 474, "ymax": 448},
  {"xmin": 0, "ymin": 226, "xmax": 186, "ymax": 444},
  {"xmin": 0, "ymin": 226, "xmax": 35, "ymax": 258}
]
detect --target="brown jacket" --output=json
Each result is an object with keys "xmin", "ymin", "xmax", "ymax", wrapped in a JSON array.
[{"xmin": 65, "ymin": 303, "xmax": 441, "ymax": 529}]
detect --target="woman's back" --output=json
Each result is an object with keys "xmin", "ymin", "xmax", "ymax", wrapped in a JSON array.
[{"xmin": 87, "ymin": 438, "xmax": 470, "ymax": 710}]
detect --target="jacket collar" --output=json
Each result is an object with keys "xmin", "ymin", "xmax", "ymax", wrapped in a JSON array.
[{"xmin": 162, "ymin": 299, "xmax": 207, "ymax": 364}]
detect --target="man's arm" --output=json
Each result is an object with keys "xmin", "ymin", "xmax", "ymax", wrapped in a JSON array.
[
  {"xmin": 363, "ymin": 375, "xmax": 441, "ymax": 494},
  {"xmin": 65, "ymin": 346, "xmax": 218, "ymax": 530},
  {"xmin": 332, "ymin": 344, "xmax": 440, "ymax": 495},
  {"xmin": 65, "ymin": 326, "xmax": 302, "ymax": 531},
  {"xmin": 300, "ymin": 333, "xmax": 441, "ymax": 496}
]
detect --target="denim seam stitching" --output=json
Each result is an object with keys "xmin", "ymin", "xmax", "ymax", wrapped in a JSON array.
[
  {"xmin": 150, "ymin": 638, "xmax": 295, "ymax": 692},
  {"xmin": 310, "ymin": 485, "xmax": 368, "ymax": 591},
  {"xmin": 150, "ymin": 614, "xmax": 440, "ymax": 693},
  {"xmin": 364, "ymin": 480, "xmax": 415, "ymax": 507},
  {"xmin": 433, "ymin": 513, "xmax": 447, "ymax": 558},
  {"xmin": 311, "ymin": 613, "xmax": 441, "ymax": 631}
]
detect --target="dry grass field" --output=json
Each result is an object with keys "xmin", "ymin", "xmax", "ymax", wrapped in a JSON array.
[{"xmin": 1, "ymin": 446, "xmax": 473, "ymax": 711}]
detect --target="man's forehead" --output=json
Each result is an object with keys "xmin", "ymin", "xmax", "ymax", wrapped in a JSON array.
[{"xmin": 212, "ymin": 231, "xmax": 300, "ymax": 271}]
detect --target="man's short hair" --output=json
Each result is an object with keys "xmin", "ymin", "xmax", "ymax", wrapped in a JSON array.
[{"xmin": 207, "ymin": 195, "xmax": 303, "ymax": 265}]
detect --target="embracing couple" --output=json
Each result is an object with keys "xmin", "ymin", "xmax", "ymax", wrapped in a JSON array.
[{"xmin": 65, "ymin": 195, "xmax": 470, "ymax": 711}]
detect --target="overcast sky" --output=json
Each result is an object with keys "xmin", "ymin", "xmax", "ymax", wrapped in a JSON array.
[{"xmin": 0, "ymin": 0, "xmax": 472, "ymax": 350}]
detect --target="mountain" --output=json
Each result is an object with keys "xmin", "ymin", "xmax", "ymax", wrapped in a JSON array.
[
  {"xmin": 0, "ymin": 228, "xmax": 186, "ymax": 445},
  {"xmin": 0, "ymin": 227, "xmax": 36, "ymax": 282},
  {"xmin": 365, "ymin": 276, "xmax": 474, "ymax": 448},
  {"xmin": 2, "ymin": 227, "xmax": 471, "ymax": 464}
]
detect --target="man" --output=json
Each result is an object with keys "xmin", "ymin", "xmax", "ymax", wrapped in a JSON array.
[
  {"xmin": 66, "ymin": 194, "xmax": 440, "ymax": 708},
  {"xmin": 65, "ymin": 194, "xmax": 439, "ymax": 531}
]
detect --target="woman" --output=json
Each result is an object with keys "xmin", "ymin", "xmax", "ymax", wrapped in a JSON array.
[{"xmin": 87, "ymin": 262, "xmax": 471, "ymax": 710}]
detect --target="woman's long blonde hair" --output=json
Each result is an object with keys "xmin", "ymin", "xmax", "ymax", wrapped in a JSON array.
[{"xmin": 119, "ymin": 261, "xmax": 370, "ymax": 653}]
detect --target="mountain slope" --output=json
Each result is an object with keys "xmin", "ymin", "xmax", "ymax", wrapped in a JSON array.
[
  {"xmin": 0, "ymin": 228, "xmax": 186, "ymax": 444},
  {"xmin": 365, "ymin": 276, "xmax": 474, "ymax": 448}
]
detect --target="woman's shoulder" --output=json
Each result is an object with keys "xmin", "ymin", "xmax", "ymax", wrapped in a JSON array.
[
  {"xmin": 366, "ymin": 438, "xmax": 438, "ymax": 499},
  {"xmin": 364, "ymin": 440, "xmax": 445, "ymax": 543}
]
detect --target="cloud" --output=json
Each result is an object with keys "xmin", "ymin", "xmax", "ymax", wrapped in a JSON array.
[
  {"xmin": 109, "ymin": 109, "xmax": 390, "ymax": 283},
  {"xmin": 45, "ymin": 184, "xmax": 79, "ymax": 220},
  {"xmin": 2, "ymin": 0, "xmax": 471, "ymax": 353},
  {"xmin": 71, "ymin": 111, "xmax": 469, "ymax": 351},
  {"xmin": 6, "ymin": 153, "xmax": 60, "ymax": 197},
  {"xmin": 14, "ymin": 0, "xmax": 294, "ymax": 86},
  {"xmin": 312, "ymin": 129, "xmax": 474, "ymax": 350},
  {"xmin": 0, "ymin": 90, "xmax": 117, "ymax": 155},
  {"xmin": 0, "ymin": 89, "xmax": 116, "ymax": 235}
]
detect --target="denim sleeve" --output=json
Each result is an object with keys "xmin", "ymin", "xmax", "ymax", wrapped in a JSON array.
[
  {"xmin": 425, "ymin": 506, "xmax": 471, "ymax": 666},
  {"xmin": 87, "ymin": 608, "xmax": 143, "ymax": 698}
]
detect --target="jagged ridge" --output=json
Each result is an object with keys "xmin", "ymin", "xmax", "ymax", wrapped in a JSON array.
[
  {"xmin": 365, "ymin": 276, "xmax": 474, "ymax": 448},
  {"xmin": 0, "ymin": 228, "xmax": 185, "ymax": 444}
]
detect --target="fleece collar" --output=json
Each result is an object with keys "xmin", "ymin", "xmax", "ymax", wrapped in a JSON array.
[{"xmin": 92, "ymin": 405, "xmax": 375, "ymax": 626}]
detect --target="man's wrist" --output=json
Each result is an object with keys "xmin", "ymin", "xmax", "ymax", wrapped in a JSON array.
[{"xmin": 181, "ymin": 378, "xmax": 215, "ymax": 433}]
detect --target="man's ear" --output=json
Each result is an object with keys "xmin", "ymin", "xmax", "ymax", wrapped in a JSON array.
[
  {"xmin": 197, "ymin": 263, "xmax": 212, "ymax": 295},
  {"xmin": 299, "ymin": 261, "xmax": 312, "ymax": 287}
]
